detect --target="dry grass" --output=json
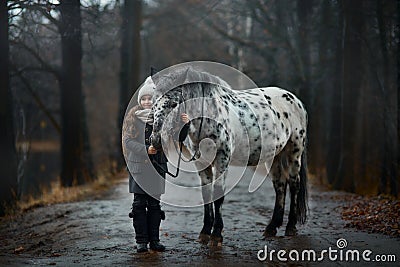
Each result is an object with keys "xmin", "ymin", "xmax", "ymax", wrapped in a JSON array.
[{"xmin": 14, "ymin": 170, "xmax": 126, "ymax": 214}]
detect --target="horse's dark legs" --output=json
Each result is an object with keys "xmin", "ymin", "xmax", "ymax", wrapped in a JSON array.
[
  {"xmin": 264, "ymin": 159, "xmax": 287, "ymax": 237},
  {"xmin": 264, "ymin": 179, "xmax": 287, "ymax": 237},
  {"xmin": 198, "ymin": 166, "xmax": 214, "ymax": 244},
  {"xmin": 210, "ymin": 189, "xmax": 224, "ymax": 245},
  {"xmin": 285, "ymin": 146, "xmax": 303, "ymax": 236},
  {"xmin": 210, "ymin": 151, "xmax": 228, "ymax": 245},
  {"xmin": 285, "ymin": 174, "xmax": 300, "ymax": 236},
  {"xmin": 199, "ymin": 202, "xmax": 214, "ymax": 244}
]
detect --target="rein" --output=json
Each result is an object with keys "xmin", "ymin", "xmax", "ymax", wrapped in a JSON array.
[
  {"xmin": 152, "ymin": 140, "xmax": 184, "ymax": 178},
  {"xmin": 152, "ymin": 85, "xmax": 205, "ymax": 178}
]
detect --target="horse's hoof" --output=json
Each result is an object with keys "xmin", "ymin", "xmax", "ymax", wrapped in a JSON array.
[
  {"xmin": 263, "ymin": 228, "xmax": 277, "ymax": 238},
  {"xmin": 198, "ymin": 233, "xmax": 210, "ymax": 244},
  {"xmin": 210, "ymin": 235, "xmax": 223, "ymax": 247},
  {"xmin": 285, "ymin": 227, "xmax": 297, "ymax": 236}
]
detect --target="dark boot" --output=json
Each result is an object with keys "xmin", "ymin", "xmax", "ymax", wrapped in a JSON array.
[
  {"xmin": 136, "ymin": 243, "xmax": 148, "ymax": 253},
  {"xmin": 132, "ymin": 194, "xmax": 149, "ymax": 244},
  {"xmin": 149, "ymin": 241, "xmax": 165, "ymax": 252}
]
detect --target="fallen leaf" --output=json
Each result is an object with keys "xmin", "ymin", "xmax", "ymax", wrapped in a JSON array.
[{"xmin": 14, "ymin": 246, "xmax": 24, "ymax": 253}]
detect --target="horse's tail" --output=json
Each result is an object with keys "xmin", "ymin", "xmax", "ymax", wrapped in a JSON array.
[{"xmin": 297, "ymin": 145, "xmax": 308, "ymax": 225}]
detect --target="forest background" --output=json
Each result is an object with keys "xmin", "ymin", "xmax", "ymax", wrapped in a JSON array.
[{"xmin": 0, "ymin": 0, "xmax": 398, "ymax": 215}]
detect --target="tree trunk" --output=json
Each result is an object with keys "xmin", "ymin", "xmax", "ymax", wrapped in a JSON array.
[
  {"xmin": 313, "ymin": 0, "xmax": 331, "ymax": 179},
  {"xmin": 59, "ymin": 0, "xmax": 92, "ymax": 186},
  {"xmin": 334, "ymin": 0, "xmax": 365, "ymax": 192},
  {"xmin": 297, "ymin": 0, "xmax": 313, "ymax": 107},
  {"xmin": 397, "ymin": 0, "xmax": 400, "ymax": 196},
  {"xmin": 326, "ymin": 0, "xmax": 343, "ymax": 184},
  {"xmin": 377, "ymin": 0, "xmax": 398, "ymax": 196},
  {"xmin": 0, "ymin": 0, "xmax": 18, "ymax": 216},
  {"xmin": 117, "ymin": 0, "xmax": 142, "ymax": 170},
  {"xmin": 297, "ymin": 0, "xmax": 316, "ymax": 173},
  {"xmin": 395, "ymin": 0, "xmax": 400, "ymax": 196}
]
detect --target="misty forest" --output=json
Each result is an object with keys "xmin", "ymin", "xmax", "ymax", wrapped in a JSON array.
[{"xmin": 0, "ymin": 0, "xmax": 399, "ymax": 236}]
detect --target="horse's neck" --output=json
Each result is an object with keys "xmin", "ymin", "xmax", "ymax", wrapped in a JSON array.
[{"xmin": 185, "ymin": 87, "xmax": 228, "ymax": 142}]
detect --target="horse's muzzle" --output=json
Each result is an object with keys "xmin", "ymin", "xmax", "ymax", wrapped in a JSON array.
[{"xmin": 150, "ymin": 133, "xmax": 162, "ymax": 150}]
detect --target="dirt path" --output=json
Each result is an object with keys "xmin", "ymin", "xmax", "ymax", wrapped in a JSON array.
[{"xmin": 1, "ymin": 168, "xmax": 399, "ymax": 266}]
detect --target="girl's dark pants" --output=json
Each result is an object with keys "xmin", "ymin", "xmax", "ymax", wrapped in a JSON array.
[{"xmin": 132, "ymin": 193, "xmax": 163, "ymax": 243}]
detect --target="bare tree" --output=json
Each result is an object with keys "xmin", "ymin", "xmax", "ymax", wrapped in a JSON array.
[
  {"xmin": 0, "ymin": 0, "xmax": 18, "ymax": 215},
  {"xmin": 117, "ymin": 0, "xmax": 142, "ymax": 169},
  {"xmin": 326, "ymin": 0, "xmax": 344, "ymax": 184},
  {"xmin": 333, "ymin": 0, "xmax": 365, "ymax": 192},
  {"xmin": 377, "ymin": 0, "xmax": 398, "ymax": 196},
  {"xmin": 60, "ymin": 0, "xmax": 93, "ymax": 186}
]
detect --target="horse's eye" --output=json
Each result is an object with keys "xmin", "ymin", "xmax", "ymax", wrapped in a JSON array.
[{"xmin": 170, "ymin": 102, "xmax": 178, "ymax": 108}]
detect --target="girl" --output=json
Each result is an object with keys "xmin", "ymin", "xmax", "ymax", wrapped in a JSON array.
[{"xmin": 123, "ymin": 77, "xmax": 189, "ymax": 253}]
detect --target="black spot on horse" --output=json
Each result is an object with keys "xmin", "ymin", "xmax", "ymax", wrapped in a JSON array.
[{"xmin": 287, "ymin": 93, "xmax": 295, "ymax": 100}]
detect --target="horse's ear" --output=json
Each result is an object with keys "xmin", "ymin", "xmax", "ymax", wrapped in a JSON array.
[
  {"xmin": 150, "ymin": 67, "xmax": 158, "ymax": 77},
  {"xmin": 183, "ymin": 67, "xmax": 195, "ymax": 84}
]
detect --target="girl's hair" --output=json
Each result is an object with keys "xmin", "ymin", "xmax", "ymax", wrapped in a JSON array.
[{"xmin": 122, "ymin": 105, "xmax": 143, "ymax": 140}]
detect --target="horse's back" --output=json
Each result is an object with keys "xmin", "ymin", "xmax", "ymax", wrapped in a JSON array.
[
  {"xmin": 261, "ymin": 86, "xmax": 307, "ymax": 123},
  {"xmin": 230, "ymin": 86, "xmax": 307, "ymax": 165},
  {"xmin": 235, "ymin": 86, "xmax": 307, "ymax": 132}
]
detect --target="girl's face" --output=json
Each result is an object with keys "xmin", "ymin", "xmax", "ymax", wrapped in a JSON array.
[{"xmin": 140, "ymin": 95, "xmax": 153, "ymax": 109}]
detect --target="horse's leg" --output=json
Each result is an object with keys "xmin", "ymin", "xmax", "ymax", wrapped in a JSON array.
[
  {"xmin": 210, "ymin": 151, "xmax": 228, "ymax": 246},
  {"xmin": 264, "ymin": 155, "xmax": 287, "ymax": 237},
  {"xmin": 285, "ymin": 145, "xmax": 304, "ymax": 236},
  {"xmin": 210, "ymin": 184, "xmax": 224, "ymax": 246},
  {"xmin": 197, "ymin": 166, "xmax": 214, "ymax": 244}
]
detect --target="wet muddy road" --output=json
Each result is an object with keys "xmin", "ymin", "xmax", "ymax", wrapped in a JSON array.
[{"xmin": 1, "ymin": 168, "xmax": 399, "ymax": 266}]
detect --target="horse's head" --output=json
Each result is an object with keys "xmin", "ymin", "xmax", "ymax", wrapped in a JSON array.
[
  {"xmin": 149, "ymin": 66, "xmax": 230, "ymax": 150},
  {"xmin": 150, "ymin": 84, "xmax": 185, "ymax": 150}
]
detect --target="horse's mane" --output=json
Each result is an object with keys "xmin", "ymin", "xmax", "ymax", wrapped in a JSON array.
[{"xmin": 152, "ymin": 67, "xmax": 231, "ymax": 95}]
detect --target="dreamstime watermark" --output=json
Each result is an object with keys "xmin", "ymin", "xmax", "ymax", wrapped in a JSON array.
[{"xmin": 257, "ymin": 238, "xmax": 397, "ymax": 263}]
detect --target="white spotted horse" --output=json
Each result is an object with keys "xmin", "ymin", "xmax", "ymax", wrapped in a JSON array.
[{"xmin": 149, "ymin": 67, "xmax": 308, "ymax": 245}]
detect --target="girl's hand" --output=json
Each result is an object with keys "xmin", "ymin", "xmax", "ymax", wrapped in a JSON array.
[
  {"xmin": 148, "ymin": 145, "xmax": 157, "ymax": 155},
  {"xmin": 181, "ymin": 113, "xmax": 190, "ymax": 124}
]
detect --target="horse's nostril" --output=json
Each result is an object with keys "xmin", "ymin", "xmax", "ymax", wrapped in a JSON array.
[{"xmin": 150, "ymin": 134, "xmax": 161, "ymax": 148}]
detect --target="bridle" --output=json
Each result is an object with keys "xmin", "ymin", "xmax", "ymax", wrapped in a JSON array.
[{"xmin": 152, "ymin": 85, "xmax": 205, "ymax": 178}]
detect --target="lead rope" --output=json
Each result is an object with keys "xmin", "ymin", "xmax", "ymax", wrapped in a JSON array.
[{"xmin": 152, "ymin": 141, "xmax": 183, "ymax": 178}]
